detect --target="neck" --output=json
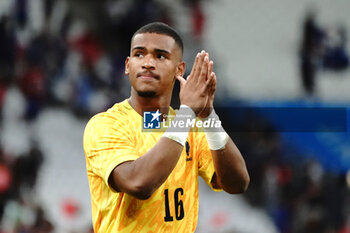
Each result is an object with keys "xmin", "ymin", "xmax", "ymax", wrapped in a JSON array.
[{"xmin": 129, "ymin": 88, "xmax": 172, "ymax": 118}]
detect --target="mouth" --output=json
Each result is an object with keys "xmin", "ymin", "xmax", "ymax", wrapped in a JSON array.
[{"xmin": 137, "ymin": 72, "xmax": 160, "ymax": 80}]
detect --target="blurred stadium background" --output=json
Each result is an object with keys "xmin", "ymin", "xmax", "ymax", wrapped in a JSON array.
[{"xmin": 0, "ymin": 0, "xmax": 350, "ymax": 232}]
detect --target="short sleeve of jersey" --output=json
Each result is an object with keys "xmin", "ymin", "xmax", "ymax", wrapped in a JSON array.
[
  {"xmin": 194, "ymin": 128, "xmax": 222, "ymax": 192},
  {"xmin": 83, "ymin": 111, "xmax": 139, "ymax": 191}
]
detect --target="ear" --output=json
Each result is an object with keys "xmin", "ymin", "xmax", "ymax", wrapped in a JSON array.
[
  {"xmin": 125, "ymin": 57, "xmax": 130, "ymax": 75},
  {"xmin": 176, "ymin": 61, "xmax": 186, "ymax": 77}
]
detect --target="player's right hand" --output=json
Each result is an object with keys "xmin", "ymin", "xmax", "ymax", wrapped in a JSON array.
[{"xmin": 176, "ymin": 50, "xmax": 212, "ymax": 116}]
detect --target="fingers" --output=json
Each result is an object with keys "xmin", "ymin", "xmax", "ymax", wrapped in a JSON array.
[
  {"xmin": 199, "ymin": 55, "xmax": 209, "ymax": 82},
  {"xmin": 209, "ymin": 72, "xmax": 217, "ymax": 96},
  {"xmin": 205, "ymin": 52, "xmax": 215, "ymax": 90},
  {"xmin": 193, "ymin": 51, "xmax": 206, "ymax": 82},
  {"xmin": 188, "ymin": 53, "xmax": 200, "ymax": 81},
  {"xmin": 176, "ymin": 75, "xmax": 186, "ymax": 87},
  {"xmin": 206, "ymin": 71, "xmax": 216, "ymax": 96},
  {"xmin": 208, "ymin": 60, "xmax": 213, "ymax": 81},
  {"xmin": 178, "ymin": 50, "xmax": 216, "ymax": 114},
  {"xmin": 191, "ymin": 51, "xmax": 215, "ymax": 95},
  {"xmin": 188, "ymin": 50, "xmax": 208, "ymax": 82}
]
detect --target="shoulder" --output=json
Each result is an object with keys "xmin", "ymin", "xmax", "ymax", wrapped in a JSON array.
[
  {"xmin": 84, "ymin": 100, "xmax": 136, "ymax": 139},
  {"xmin": 86, "ymin": 100, "xmax": 131, "ymax": 127}
]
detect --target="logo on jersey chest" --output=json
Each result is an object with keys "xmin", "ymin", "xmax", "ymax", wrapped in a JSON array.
[{"xmin": 185, "ymin": 141, "xmax": 192, "ymax": 161}]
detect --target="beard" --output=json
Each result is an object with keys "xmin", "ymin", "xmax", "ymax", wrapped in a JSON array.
[{"xmin": 137, "ymin": 91, "xmax": 157, "ymax": 98}]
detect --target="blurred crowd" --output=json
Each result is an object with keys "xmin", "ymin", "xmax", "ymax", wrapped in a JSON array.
[
  {"xmin": 0, "ymin": 0, "xmax": 206, "ymax": 232},
  {"xmin": 0, "ymin": 0, "xmax": 349, "ymax": 233},
  {"xmin": 0, "ymin": 144, "xmax": 51, "ymax": 233},
  {"xmin": 226, "ymin": 114, "xmax": 350, "ymax": 233},
  {"xmin": 299, "ymin": 9, "xmax": 349, "ymax": 97},
  {"xmin": 0, "ymin": 0, "xmax": 206, "ymax": 121}
]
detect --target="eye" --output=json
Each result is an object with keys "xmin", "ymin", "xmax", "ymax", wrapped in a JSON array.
[
  {"xmin": 134, "ymin": 52, "xmax": 144, "ymax": 58},
  {"xmin": 157, "ymin": 54, "xmax": 167, "ymax": 59}
]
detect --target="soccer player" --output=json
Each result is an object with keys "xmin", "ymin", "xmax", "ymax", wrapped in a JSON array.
[{"xmin": 83, "ymin": 22, "xmax": 249, "ymax": 233}]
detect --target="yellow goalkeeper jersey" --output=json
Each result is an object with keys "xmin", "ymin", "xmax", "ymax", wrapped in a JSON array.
[{"xmin": 83, "ymin": 99, "xmax": 220, "ymax": 233}]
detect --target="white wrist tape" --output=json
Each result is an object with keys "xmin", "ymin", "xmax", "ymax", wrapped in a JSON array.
[
  {"xmin": 201, "ymin": 109, "xmax": 229, "ymax": 150},
  {"xmin": 162, "ymin": 105, "xmax": 196, "ymax": 146}
]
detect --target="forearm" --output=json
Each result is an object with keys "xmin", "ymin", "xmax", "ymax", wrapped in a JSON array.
[
  {"xmin": 211, "ymin": 138, "xmax": 250, "ymax": 194},
  {"xmin": 110, "ymin": 137, "xmax": 184, "ymax": 199}
]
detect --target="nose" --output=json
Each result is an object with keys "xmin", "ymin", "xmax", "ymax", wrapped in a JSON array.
[{"xmin": 142, "ymin": 55, "xmax": 155, "ymax": 70}]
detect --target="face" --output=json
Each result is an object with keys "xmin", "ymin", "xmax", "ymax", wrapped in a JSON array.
[{"xmin": 125, "ymin": 33, "xmax": 185, "ymax": 98}]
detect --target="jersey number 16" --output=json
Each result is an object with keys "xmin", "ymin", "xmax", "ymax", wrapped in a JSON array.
[{"xmin": 164, "ymin": 188, "xmax": 184, "ymax": 222}]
